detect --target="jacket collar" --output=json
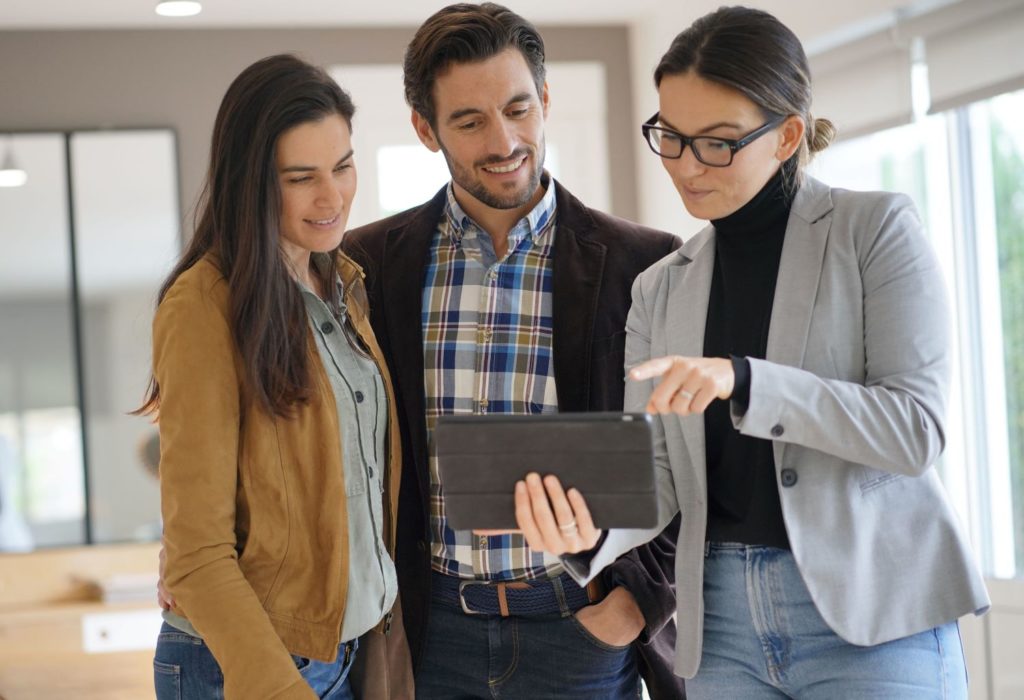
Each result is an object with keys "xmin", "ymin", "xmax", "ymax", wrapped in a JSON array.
[
  {"xmin": 551, "ymin": 181, "xmax": 606, "ymax": 412},
  {"xmin": 665, "ymin": 175, "xmax": 835, "ymax": 473}
]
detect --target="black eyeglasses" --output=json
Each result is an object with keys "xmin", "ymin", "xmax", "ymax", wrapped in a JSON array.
[{"xmin": 641, "ymin": 112, "xmax": 787, "ymax": 167}]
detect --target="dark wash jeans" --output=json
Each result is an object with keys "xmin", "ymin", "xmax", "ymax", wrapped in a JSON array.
[
  {"xmin": 153, "ymin": 621, "xmax": 356, "ymax": 699},
  {"xmin": 416, "ymin": 582, "xmax": 641, "ymax": 699}
]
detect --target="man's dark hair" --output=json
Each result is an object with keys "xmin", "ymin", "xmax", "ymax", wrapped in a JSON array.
[{"xmin": 404, "ymin": 2, "xmax": 546, "ymax": 127}]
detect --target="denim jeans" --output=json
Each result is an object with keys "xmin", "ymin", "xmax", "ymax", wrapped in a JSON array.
[
  {"xmin": 415, "ymin": 583, "xmax": 641, "ymax": 699},
  {"xmin": 689, "ymin": 543, "xmax": 968, "ymax": 699},
  {"xmin": 153, "ymin": 622, "xmax": 356, "ymax": 700}
]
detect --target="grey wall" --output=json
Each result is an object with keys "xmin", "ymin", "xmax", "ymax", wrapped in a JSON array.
[{"xmin": 0, "ymin": 26, "xmax": 638, "ymax": 230}]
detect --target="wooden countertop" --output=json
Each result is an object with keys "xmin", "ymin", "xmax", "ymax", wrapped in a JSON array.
[{"xmin": 0, "ymin": 543, "xmax": 161, "ymax": 700}]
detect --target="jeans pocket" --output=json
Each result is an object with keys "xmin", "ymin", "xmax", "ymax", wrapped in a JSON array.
[
  {"xmin": 292, "ymin": 654, "xmax": 313, "ymax": 673},
  {"xmin": 567, "ymin": 613, "xmax": 633, "ymax": 654},
  {"xmin": 153, "ymin": 660, "xmax": 182, "ymax": 700}
]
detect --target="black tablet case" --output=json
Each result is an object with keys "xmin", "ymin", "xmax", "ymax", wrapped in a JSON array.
[{"xmin": 434, "ymin": 412, "xmax": 658, "ymax": 530}]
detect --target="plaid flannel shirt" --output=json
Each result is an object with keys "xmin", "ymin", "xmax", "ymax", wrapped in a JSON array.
[{"xmin": 424, "ymin": 179, "xmax": 564, "ymax": 581}]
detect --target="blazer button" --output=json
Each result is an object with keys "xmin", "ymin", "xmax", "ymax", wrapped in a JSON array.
[
  {"xmin": 417, "ymin": 540, "xmax": 427, "ymax": 553},
  {"xmin": 321, "ymin": 321, "xmax": 335, "ymax": 334},
  {"xmin": 770, "ymin": 424, "xmax": 784, "ymax": 437},
  {"xmin": 781, "ymin": 468, "xmax": 798, "ymax": 487},
  {"xmin": 355, "ymin": 390, "xmax": 365, "ymax": 403}
]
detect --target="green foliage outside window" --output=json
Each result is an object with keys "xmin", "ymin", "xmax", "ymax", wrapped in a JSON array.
[{"xmin": 991, "ymin": 118, "xmax": 1024, "ymax": 573}]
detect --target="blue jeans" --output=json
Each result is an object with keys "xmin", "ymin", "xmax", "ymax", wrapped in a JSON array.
[
  {"xmin": 415, "ymin": 582, "xmax": 640, "ymax": 699},
  {"xmin": 689, "ymin": 543, "xmax": 968, "ymax": 699},
  {"xmin": 153, "ymin": 622, "xmax": 356, "ymax": 699}
]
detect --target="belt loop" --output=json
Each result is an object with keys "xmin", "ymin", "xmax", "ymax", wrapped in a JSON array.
[
  {"xmin": 550, "ymin": 575, "xmax": 571, "ymax": 617},
  {"xmin": 704, "ymin": 541, "xmax": 711, "ymax": 558}
]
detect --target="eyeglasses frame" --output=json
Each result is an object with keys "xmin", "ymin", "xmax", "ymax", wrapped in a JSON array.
[{"xmin": 641, "ymin": 112, "xmax": 789, "ymax": 167}]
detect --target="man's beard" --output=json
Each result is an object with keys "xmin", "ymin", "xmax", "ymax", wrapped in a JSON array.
[{"xmin": 439, "ymin": 141, "xmax": 546, "ymax": 211}]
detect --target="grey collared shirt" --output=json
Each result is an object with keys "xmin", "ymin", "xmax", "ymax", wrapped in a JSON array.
[{"xmin": 300, "ymin": 271, "xmax": 397, "ymax": 643}]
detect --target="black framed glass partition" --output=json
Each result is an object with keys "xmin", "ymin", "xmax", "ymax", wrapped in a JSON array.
[{"xmin": 0, "ymin": 129, "xmax": 180, "ymax": 552}]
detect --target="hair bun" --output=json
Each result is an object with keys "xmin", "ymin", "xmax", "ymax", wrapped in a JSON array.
[{"xmin": 808, "ymin": 116, "xmax": 837, "ymax": 153}]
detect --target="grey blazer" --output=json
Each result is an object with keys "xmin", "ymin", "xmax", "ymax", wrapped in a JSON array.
[{"xmin": 566, "ymin": 176, "xmax": 990, "ymax": 679}]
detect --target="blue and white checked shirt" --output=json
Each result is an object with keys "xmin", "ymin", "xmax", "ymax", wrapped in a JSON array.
[{"xmin": 423, "ymin": 179, "xmax": 564, "ymax": 581}]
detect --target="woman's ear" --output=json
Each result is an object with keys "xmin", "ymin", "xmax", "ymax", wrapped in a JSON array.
[{"xmin": 776, "ymin": 115, "xmax": 806, "ymax": 162}]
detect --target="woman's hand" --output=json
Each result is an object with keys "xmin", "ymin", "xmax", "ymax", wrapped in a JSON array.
[
  {"xmin": 629, "ymin": 355, "xmax": 735, "ymax": 416},
  {"xmin": 514, "ymin": 473, "xmax": 602, "ymax": 555}
]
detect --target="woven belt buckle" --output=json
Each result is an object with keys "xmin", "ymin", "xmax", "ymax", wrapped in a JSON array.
[{"xmin": 457, "ymin": 580, "xmax": 490, "ymax": 615}]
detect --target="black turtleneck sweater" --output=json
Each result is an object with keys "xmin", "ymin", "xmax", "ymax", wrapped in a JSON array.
[{"xmin": 703, "ymin": 167, "xmax": 792, "ymax": 549}]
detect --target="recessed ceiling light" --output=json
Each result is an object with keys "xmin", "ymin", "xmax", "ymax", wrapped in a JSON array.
[{"xmin": 155, "ymin": 1, "xmax": 202, "ymax": 17}]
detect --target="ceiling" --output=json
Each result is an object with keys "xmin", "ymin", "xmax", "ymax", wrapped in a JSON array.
[{"xmin": 0, "ymin": 0, "xmax": 926, "ymax": 48}]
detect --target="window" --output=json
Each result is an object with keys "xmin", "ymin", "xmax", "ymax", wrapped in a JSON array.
[
  {"xmin": 811, "ymin": 88, "xmax": 1024, "ymax": 580},
  {"xmin": 975, "ymin": 90, "xmax": 1024, "ymax": 578}
]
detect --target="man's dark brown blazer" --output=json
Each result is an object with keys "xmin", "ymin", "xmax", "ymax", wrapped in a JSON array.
[{"xmin": 342, "ymin": 181, "xmax": 685, "ymax": 698}]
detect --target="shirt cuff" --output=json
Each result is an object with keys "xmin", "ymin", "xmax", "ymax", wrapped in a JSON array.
[
  {"xmin": 730, "ymin": 355, "xmax": 751, "ymax": 414},
  {"xmin": 559, "ymin": 531, "xmax": 608, "ymax": 582}
]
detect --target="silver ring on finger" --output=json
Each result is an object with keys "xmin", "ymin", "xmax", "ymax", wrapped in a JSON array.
[
  {"xmin": 678, "ymin": 389, "xmax": 694, "ymax": 401},
  {"xmin": 558, "ymin": 518, "xmax": 578, "ymax": 534}
]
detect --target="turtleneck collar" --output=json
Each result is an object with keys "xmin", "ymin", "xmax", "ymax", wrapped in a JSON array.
[{"xmin": 711, "ymin": 163, "xmax": 793, "ymax": 243}]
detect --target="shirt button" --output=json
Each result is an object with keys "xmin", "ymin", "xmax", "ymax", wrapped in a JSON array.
[
  {"xmin": 770, "ymin": 424, "xmax": 785, "ymax": 437},
  {"xmin": 355, "ymin": 390, "xmax": 365, "ymax": 403},
  {"xmin": 781, "ymin": 468, "xmax": 798, "ymax": 487},
  {"xmin": 478, "ymin": 399, "xmax": 489, "ymax": 413},
  {"xmin": 479, "ymin": 537, "xmax": 488, "ymax": 548},
  {"xmin": 320, "ymin": 321, "xmax": 334, "ymax": 334},
  {"xmin": 480, "ymin": 328, "xmax": 493, "ymax": 342}
]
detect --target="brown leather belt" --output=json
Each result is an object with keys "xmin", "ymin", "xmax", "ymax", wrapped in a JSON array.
[{"xmin": 433, "ymin": 571, "xmax": 606, "ymax": 617}]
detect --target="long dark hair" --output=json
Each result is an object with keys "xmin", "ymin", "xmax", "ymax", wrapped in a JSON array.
[
  {"xmin": 655, "ymin": 6, "xmax": 836, "ymax": 186},
  {"xmin": 137, "ymin": 54, "xmax": 356, "ymax": 418},
  {"xmin": 403, "ymin": 2, "xmax": 546, "ymax": 127}
]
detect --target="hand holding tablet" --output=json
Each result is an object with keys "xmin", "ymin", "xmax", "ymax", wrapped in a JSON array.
[
  {"xmin": 434, "ymin": 413, "xmax": 658, "ymax": 535},
  {"xmin": 514, "ymin": 472, "xmax": 603, "ymax": 554}
]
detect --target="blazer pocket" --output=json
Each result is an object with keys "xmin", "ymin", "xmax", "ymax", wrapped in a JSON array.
[{"xmin": 859, "ymin": 467, "xmax": 903, "ymax": 493}]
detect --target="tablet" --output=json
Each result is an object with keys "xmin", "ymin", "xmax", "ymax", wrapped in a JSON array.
[{"xmin": 434, "ymin": 412, "xmax": 658, "ymax": 531}]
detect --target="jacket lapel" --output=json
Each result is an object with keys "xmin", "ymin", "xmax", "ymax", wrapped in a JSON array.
[
  {"xmin": 666, "ymin": 226, "xmax": 715, "ymax": 482},
  {"xmin": 380, "ymin": 188, "xmax": 447, "ymax": 494},
  {"xmin": 765, "ymin": 177, "xmax": 834, "ymax": 466},
  {"xmin": 551, "ymin": 184, "xmax": 606, "ymax": 412}
]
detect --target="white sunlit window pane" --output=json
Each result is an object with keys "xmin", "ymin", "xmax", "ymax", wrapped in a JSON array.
[
  {"xmin": 24, "ymin": 407, "xmax": 85, "ymax": 522},
  {"xmin": 376, "ymin": 146, "xmax": 451, "ymax": 216},
  {"xmin": 375, "ymin": 144, "xmax": 562, "ymax": 220},
  {"xmin": 979, "ymin": 89, "xmax": 1024, "ymax": 579},
  {"xmin": 0, "ymin": 413, "xmax": 33, "ymax": 551},
  {"xmin": 811, "ymin": 99, "xmax": 1024, "ymax": 581},
  {"xmin": 810, "ymin": 117, "xmax": 970, "ymax": 505}
]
